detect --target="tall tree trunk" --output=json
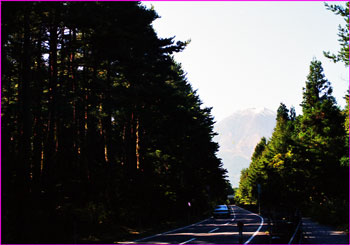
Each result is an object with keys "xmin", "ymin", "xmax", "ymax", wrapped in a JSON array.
[
  {"xmin": 19, "ymin": 4, "xmax": 32, "ymax": 194},
  {"xmin": 69, "ymin": 28, "xmax": 79, "ymax": 161},
  {"xmin": 135, "ymin": 117, "xmax": 140, "ymax": 170},
  {"xmin": 16, "ymin": 7, "xmax": 32, "ymax": 242},
  {"xmin": 32, "ymin": 25, "xmax": 44, "ymax": 195},
  {"xmin": 44, "ymin": 9, "xmax": 58, "ymax": 193},
  {"xmin": 103, "ymin": 60, "xmax": 113, "ymax": 164},
  {"xmin": 126, "ymin": 111, "xmax": 137, "ymax": 175}
]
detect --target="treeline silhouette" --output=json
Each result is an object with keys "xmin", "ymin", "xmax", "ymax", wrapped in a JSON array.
[
  {"xmin": 2, "ymin": 2, "xmax": 229, "ymax": 243},
  {"xmin": 235, "ymin": 59, "xmax": 349, "ymax": 226},
  {"xmin": 235, "ymin": 2, "xmax": 349, "ymax": 228}
]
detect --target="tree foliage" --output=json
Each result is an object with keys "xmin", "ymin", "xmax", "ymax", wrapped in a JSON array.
[
  {"xmin": 2, "ymin": 2, "xmax": 228, "ymax": 243},
  {"xmin": 324, "ymin": 2, "xmax": 349, "ymax": 66},
  {"xmin": 235, "ymin": 60, "xmax": 348, "ymax": 226},
  {"xmin": 236, "ymin": 3, "xmax": 349, "ymax": 222}
]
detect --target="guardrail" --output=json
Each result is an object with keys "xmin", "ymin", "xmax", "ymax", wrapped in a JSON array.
[{"xmin": 288, "ymin": 219, "xmax": 302, "ymax": 244}]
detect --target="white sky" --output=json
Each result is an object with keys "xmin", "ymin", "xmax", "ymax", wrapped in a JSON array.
[{"xmin": 142, "ymin": 1, "xmax": 349, "ymax": 122}]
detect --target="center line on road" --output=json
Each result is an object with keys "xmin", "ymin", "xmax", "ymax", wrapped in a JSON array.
[
  {"xmin": 225, "ymin": 206, "xmax": 236, "ymax": 225},
  {"xmin": 180, "ymin": 238, "xmax": 196, "ymax": 244},
  {"xmin": 208, "ymin": 228, "xmax": 219, "ymax": 233}
]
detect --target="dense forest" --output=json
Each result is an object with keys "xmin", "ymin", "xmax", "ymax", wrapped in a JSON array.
[
  {"xmin": 2, "ymin": 2, "xmax": 229, "ymax": 243},
  {"xmin": 235, "ymin": 2, "xmax": 349, "ymax": 229}
]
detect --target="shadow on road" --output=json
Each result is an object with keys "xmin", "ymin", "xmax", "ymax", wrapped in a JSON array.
[{"xmin": 302, "ymin": 218, "xmax": 349, "ymax": 244}]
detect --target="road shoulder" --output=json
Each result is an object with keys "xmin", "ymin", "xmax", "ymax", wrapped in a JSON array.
[{"xmin": 302, "ymin": 217, "xmax": 349, "ymax": 244}]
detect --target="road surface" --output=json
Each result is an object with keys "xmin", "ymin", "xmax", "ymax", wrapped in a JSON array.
[
  {"xmin": 130, "ymin": 205, "xmax": 269, "ymax": 244},
  {"xmin": 302, "ymin": 217, "xmax": 349, "ymax": 244}
]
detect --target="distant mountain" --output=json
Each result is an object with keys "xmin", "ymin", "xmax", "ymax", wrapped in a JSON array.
[{"xmin": 214, "ymin": 108, "xmax": 276, "ymax": 187}]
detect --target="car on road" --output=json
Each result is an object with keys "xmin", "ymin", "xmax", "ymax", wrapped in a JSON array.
[{"xmin": 213, "ymin": 205, "xmax": 230, "ymax": 218}]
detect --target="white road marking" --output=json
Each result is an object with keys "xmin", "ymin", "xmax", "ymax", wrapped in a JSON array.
[
  {"xmin": 225, "ymin": 206, "xmax": 236, "ymax": 224},
  {"xmin": 240, "ymin": 207, "xmax": 264, "ymax": 244},
  {"xmin": 133, "ymin": 218, "xmax": 209, "ymax": 242},
  {"xmin": 208, "ymin": 228, "xmax": 219, "ymax": 233},
  {"xmin": 288, "ymin": 219, "xmax": 302, "ymax": 244},
  {"xmin": 134, "ymin": 205, "xmax": 244, "ymax": 244},
  {"xmin": 179, "ymin": 237, "xmax": 196, "ymax": 244}
]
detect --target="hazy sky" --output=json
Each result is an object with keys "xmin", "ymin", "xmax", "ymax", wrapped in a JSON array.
[{"xmin": 142, "ymin": 1, "xmax": 349, "ymax": 122}]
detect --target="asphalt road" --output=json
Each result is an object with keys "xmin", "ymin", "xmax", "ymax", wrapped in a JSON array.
[
  {"xmin": 302, "ymin": 217, "xmax": 349, "ymax": 244},
  {"xmin": 130, "ymin": 205, "xmax": 270, "ymax": 244}
]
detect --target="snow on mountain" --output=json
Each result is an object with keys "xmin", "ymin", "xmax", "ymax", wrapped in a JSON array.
[{"xmin": 214, "ymin": 108, "xmax": 276, "ymax": 187}]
